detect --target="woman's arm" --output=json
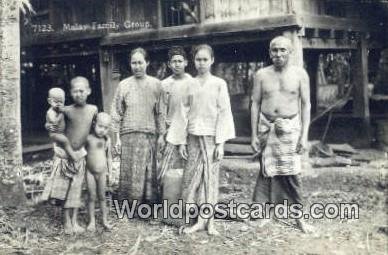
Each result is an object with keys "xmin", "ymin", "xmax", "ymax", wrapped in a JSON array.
[
  {"xmin": 110, "ymin": 82, "xmax": 125, "ymax": 153},
  {"xmin": 215, "ymin": 79, "xmax": 235, "ymax": 145}
]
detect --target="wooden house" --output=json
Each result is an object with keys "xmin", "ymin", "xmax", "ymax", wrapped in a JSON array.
[{"xmin": 21, "ymin": 0, "xmax": 387, "ymax": 148}]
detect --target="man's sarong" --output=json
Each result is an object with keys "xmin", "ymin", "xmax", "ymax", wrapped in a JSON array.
[
  {"xmin": 253, "ymin": 113, "xmax": 303, "ymax": 205},
  {"xmin": 258, "ymin": 113, "xmax": 302, "ymax": 177},
  {"xmin": 41, "ymin": 148, "xmax": 86, "ymax": 208},
  {"xmin": 180, "ymin": 134, "xmax": 219, "ymax": 209},
  {"xmin": 119, "ymin": 132, "xmax": 158, "ymax": 203},
  {"xmin": 253, "ymin": 170, "xmax": 302, "ymax": 205}
]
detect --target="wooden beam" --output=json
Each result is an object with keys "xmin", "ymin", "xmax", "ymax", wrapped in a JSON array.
[
  {"xmin": 101, "ymin": 14, "xmax": 300, "ymax": 46},
  {"xmin": 302, "ymin": 38, "xmax": 357, "ymax": 49},
  {"xmin": 22, "ymin": 31, "xmax": 105, "ymax": 47},
  {"xmin": 107, "ymin": 30, "xmax": 282, "ymax": 53},
  {"xmin": 297, "ymin": 14, "xmax": 370, "ymax": 32}
]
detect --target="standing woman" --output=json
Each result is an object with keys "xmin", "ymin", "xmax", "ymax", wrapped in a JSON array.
[
  {"xmin": 111, "ymin": 48, "xmax": 166, "ymax": 204},
  {"xmin": 170, "ymin": 44, "xmax": 235, "ymax": 235}
]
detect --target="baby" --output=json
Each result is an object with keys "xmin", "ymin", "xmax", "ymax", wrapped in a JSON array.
[
  {"xmin": 46, "ymin": 88, "xmax": 86, "ymax": 163},
  {"xmin": 85, "ymin": 112, "xmax": 113, "ymax": 231}
]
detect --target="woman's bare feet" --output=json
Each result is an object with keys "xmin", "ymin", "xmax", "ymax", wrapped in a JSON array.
[
  {"xmin": 73, "ymin": 223, "xmax": 85, "ymax": 234},
  {"xmin": 207, "ymin": 224, "xmax": 220, "ymax": 236},
  {"xmin": 86, "ymin": 222, "xmax": 96, "ymax": 232},
  {"xmin": 102, "ymin": 221, "xmax": 113, "ymax": 231},
  {"xmin": 180, "ymin": 222, "xmax": 206, "ymax": 235},
  {"xmin": 64, "ymin": 223, "xmax": 73, "ymax": 235}
]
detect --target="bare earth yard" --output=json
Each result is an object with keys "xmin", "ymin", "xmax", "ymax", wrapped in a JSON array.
[{"xmin": 0, "ymin": 151, "xmax": 387, "ymax": 255}]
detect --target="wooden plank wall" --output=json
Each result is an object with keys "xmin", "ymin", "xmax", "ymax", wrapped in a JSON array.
[{"xmin": 204, "ymin": 0, "xmax": 290, "ymax": 23}]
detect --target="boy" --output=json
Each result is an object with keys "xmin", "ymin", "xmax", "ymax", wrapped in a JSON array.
[
  {"xmin": 159, "ymin": 46, "xmax": 196, "ymax": 180},
  {"xmin": 85, "ymin": 112, "xmax": 113, "ymax": 231},
  {"xmin": 44, "ymin": 76, "xmax": 98, "ymax": 234},
  {"xmin": 46, "ymin": 88, "xmax": 86, "ymax": 167}
]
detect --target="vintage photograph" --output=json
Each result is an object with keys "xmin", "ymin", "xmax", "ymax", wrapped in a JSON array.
[{"xmin": 0, "ymin": 0, "xmax": 387, "ymax": 254}]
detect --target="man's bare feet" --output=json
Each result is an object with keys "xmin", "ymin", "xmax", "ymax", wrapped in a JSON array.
[
  {"xmin": 247, "ymin": 218, "xmax": 272, "ymax": 228},
  {"xmin": 296, "ymin": 220, "xmax": 315, "ymax": 234},
  {"xmin": 86, "ymin": 222, "xmax": 96, "ymax": 232},
  {"xmin": 73, "ymin": 223, "xmax": 85, "ymax": 234}
]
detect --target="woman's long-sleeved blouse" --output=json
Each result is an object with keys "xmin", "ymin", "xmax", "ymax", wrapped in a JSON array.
[
  {"xmin": 167, "ymin": 75, "xmax": 235, "ymax": 145},
  {"xmin": 110, "ymin": 75, "xmax": 166, "ymax": 136}
]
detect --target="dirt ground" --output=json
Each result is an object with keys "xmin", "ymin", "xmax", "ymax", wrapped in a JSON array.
[{"xmin": 0, "ymin": 151, "xmax": 387, "ymax": 255}]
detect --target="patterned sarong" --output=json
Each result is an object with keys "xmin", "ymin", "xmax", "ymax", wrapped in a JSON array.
[
  {"xmin": 118, "ymin": 132, "xmax": 158, "ymax": 203},
  {"xmin": 158, "ymin": 142, "xmax": 185, "ymax": 182},
  {"xmin": 41, "ymin": 148, "xmax": 86, "ymax": 208},
  {"xmin": 180, "ymin": 135, "xmax": 219, "ymax": 208},
  {"xmin": 258, "ymin": 113, "xmax": 302, "ymax": 177}
]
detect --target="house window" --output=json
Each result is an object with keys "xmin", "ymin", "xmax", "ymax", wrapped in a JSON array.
[{"xmin": 162, "ymin": 0, "xmax": 199, "ymax": 27}]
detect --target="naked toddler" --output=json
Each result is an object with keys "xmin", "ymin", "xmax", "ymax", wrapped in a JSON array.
[{"xmin": 85, "ymin": 112, "xmax": 113, "ymax": 231}]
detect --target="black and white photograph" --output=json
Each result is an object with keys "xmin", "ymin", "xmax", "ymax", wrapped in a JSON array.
[{"xmin": 0, "ymin": 0, "xmax": 387, "ymax": 254}]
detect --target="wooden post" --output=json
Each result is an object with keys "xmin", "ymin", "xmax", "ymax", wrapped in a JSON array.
[
  {"xmin": 99, "ymin": 49, "xmax": 120, "ymax": 112},
  {"xmin": 351, "ymin": 33, "xmax": 371, "ymax": 146},
  {"xmin": 156, "ymin": 0, "xmax": 163, "ymax": 28},
  {"xmin": 125, "ymin": 0, "xmax": 131, "ymax": 21},
  {"xmin": 99, "ymin": 49, "xmax": 121, "ymax": 146},
  {"xmin": 199, "ymin": 0, "xmax": 206, "ymax": 23},
  {"xmin": 305, "ymin": 51, "xmax": 320, "ymax": 114},
  {"xmin": 283, "ymin": 29, "xmax": 304, "ymax": 67}
]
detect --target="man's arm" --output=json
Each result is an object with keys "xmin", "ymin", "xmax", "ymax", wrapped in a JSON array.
[
  {"xmin": 110, "ymin": 83, "xmax": 125, "ymax": 153},
  {"xmin": 298, "ymin": 68, "xmax": 311, "ymax": 153},
  {"xmin": 250, "ymin": 70, "xmax": 263, "ymax": 152}
]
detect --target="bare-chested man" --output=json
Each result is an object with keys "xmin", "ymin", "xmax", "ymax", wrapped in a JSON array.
[
  {"xmin": 250, "ymin": 36, "xmax": 312, "ymax": 233},
  {"xmin": 44, "ymin": 76, "xmax": 98, "ymax": 234}
]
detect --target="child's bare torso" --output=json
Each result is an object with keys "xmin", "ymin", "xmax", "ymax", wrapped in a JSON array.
[
  {"xmin": 86, "ymin": 134, "xmax": 108, "ymax": 174},
  {"xmin": 64, "ymin": 104, "xmax": 97, "ymax": 150}
]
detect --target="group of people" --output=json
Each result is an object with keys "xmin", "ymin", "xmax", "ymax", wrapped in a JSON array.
[{"xmin": 41, "ymin": 35, "xmax": 312, "ymax": 235}]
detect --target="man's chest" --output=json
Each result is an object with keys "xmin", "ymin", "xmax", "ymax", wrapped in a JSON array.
[{"xmin": 262, "ymin": 75, "xmax": 300, "ymax": 95}]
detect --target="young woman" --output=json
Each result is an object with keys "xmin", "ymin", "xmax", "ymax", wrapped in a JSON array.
[
  {"xmin": 171, "ymin": 44, "xmax": 235, "ymax": 235},
  {"xmin": 111, "ymin": 47, "xmax": 166, "ymax": 204}
]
